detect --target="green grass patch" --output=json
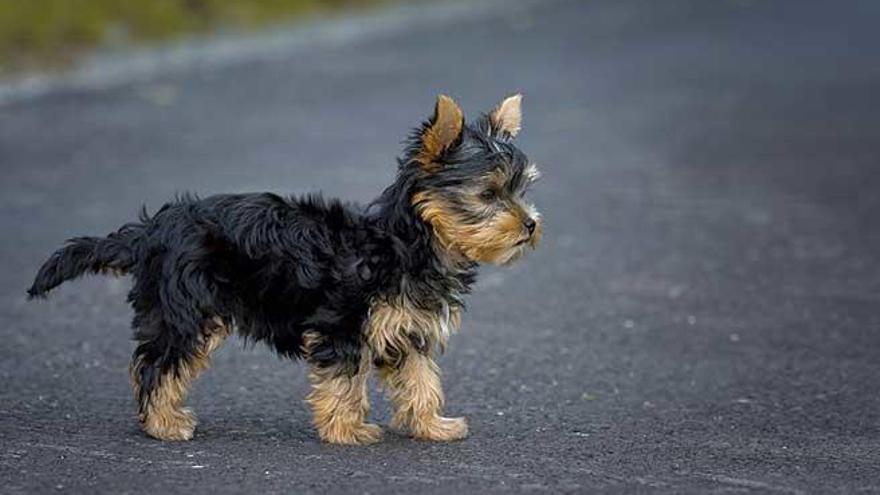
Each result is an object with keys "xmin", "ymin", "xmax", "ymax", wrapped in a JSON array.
[{"xmin": 0, "ymin": 0, "xmax": 380, "ymax": 73}]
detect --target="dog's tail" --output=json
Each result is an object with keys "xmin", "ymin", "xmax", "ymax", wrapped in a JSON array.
[{"xmin": 28, "ymin": 224, "xmax": 144, "ymax": 299}]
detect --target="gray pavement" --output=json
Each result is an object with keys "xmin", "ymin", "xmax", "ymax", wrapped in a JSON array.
[{"xmin": 1, "ymin": 0, "xmax": 879, "ymax": 493}]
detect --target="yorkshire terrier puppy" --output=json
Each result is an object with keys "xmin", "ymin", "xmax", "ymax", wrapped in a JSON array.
[{"xmin": 28, "ymin": 94, "xmax": 542, "ymax": 444}]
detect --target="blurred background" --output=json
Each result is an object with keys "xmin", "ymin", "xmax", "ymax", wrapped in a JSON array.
[
  {"xmin": 1, "ymin": 0, "xmax": 879, "ymax": 493},
  {"xmin": 0, "ymin": 0, "xmax": 379, "ymax": 71}
]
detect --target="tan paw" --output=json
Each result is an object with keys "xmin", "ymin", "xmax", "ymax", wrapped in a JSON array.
[
  {"xmin": 412, "ymin": 416, "xmax": 469, "ymax": 442},
  {"xmin": 142, "ymin": 407, "xmax": 196, "ymax": 441},
  {"xmin": 318, "ymin": 422, "xmax": 384, "ymax": 445}
]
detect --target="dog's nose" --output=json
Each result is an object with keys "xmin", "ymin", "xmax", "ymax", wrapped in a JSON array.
[{"xmin": 523, "ymin": 217, "xmax": 537, "ymax": 235}]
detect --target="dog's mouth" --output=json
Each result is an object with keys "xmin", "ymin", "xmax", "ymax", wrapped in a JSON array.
[{"xmin": 515, "ymin": 234, "xmax": 536, "ymax": 247}]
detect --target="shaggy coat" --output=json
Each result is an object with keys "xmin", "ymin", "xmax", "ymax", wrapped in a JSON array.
[{"xmin": 28, "ymin": 94, "xmax": 541, "ymax": 444}]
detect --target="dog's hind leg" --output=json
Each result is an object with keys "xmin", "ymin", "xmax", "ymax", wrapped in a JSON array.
[
  {"xmin": 130, "ymin": 315, "xmax": 229, "ymax": 441},
  {"xmin": 127, "ymin": 246, "xmax": 232, "ymax": 441}
]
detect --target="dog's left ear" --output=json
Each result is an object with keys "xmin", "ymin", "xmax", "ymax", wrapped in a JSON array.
[
  {"xmin": 490, "ymin": 93, "xmax": 523, "ymax": 138},
  {"xmin": 417, "ymin": 94, "xmax": 464, "ymax": 170}
]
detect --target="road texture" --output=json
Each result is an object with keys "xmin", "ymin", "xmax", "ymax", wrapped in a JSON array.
[{"xmin": 2, "ymin": 0, "xmax": 879, "ymax": 493}]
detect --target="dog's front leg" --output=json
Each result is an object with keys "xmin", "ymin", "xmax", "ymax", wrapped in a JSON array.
[
  {"xmin": 304, "ymin": 335, "xmax": 382, "ymax": 445},
  {"xmin": 378, "ymin": 351, "xmax": 468, "ymax": 441}
]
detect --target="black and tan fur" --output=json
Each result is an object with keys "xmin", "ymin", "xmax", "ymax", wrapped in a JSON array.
[{"xmin": 28, "ymin": 94, "xmax": 542, "ymax": 444}]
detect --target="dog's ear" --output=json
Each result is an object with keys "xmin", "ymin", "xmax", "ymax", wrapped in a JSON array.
[
  {"xmin": 490, "ymin": 93, "xmax": 523, "ymax": 138},
  {"xmin": 417, "ymin": 94, "xmax": 464, "ymax": 170}
]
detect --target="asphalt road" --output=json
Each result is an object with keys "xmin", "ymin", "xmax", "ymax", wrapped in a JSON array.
[{"xmin": 2, "ymin": 0, "xmax": 880, "ymax": 493}]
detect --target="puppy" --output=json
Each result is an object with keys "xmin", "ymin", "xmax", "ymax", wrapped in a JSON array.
[{"xmin": 29, "ymin": 94, "xmax": 542, "ymax": 444}]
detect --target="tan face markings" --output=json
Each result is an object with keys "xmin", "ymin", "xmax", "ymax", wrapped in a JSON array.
[{"xmin": 413, "ymin": 188, "xmax": 535, "ymax": 265}]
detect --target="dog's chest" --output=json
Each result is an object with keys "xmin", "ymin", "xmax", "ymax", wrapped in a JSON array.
[{"xmin": 365, "ymin": 297, "xmax": 461, "ymax": 361}]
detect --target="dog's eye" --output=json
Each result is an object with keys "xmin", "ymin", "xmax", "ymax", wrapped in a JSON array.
[{"xmin": 480, "ymin": 189, "xmax": 497, "ymax": 201}]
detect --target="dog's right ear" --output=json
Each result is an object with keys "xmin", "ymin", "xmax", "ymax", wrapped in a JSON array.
[
  {"xmin": 416, "ymin": 94, "xmax": 463, "ymax": 170},
  {"xmin": 489, "ymin": 93, "xmax": 522, "ymax": 138}
]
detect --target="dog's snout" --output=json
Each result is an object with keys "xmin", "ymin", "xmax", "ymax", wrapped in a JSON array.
[{"xmin": 523, "ymin": 217, "xmax": 537, "ymax": 235}]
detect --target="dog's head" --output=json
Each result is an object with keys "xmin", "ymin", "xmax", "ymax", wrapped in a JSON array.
[{"xmin": 403, "ymin": 94, "xmax": 542, "ymax": 265}]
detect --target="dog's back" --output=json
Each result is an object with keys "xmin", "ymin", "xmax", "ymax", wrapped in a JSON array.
[
  {"xmin": 29, "ymin": 191, "xmax": 381, "ymax": 352},
  {"xmin": 29, "ymin": 192, "xmax": 363, "ymax": 297}
]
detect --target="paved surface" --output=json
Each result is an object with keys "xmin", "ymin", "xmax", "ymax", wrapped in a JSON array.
[{"xmin": 2, "ymin": 0, "xmax": 879, "ymax": 493}]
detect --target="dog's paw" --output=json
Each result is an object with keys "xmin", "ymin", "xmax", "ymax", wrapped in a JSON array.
[
  {"xmin": 319, "ymin": 422, "xmax": 384, "ymax": 445},
  {"xmin": 142, "ymin": 407, "xmax": 197, "ymax": 441},
  {"xmin": 412, "ymin": 416, "xmax": 469, "ymax": 442}
]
